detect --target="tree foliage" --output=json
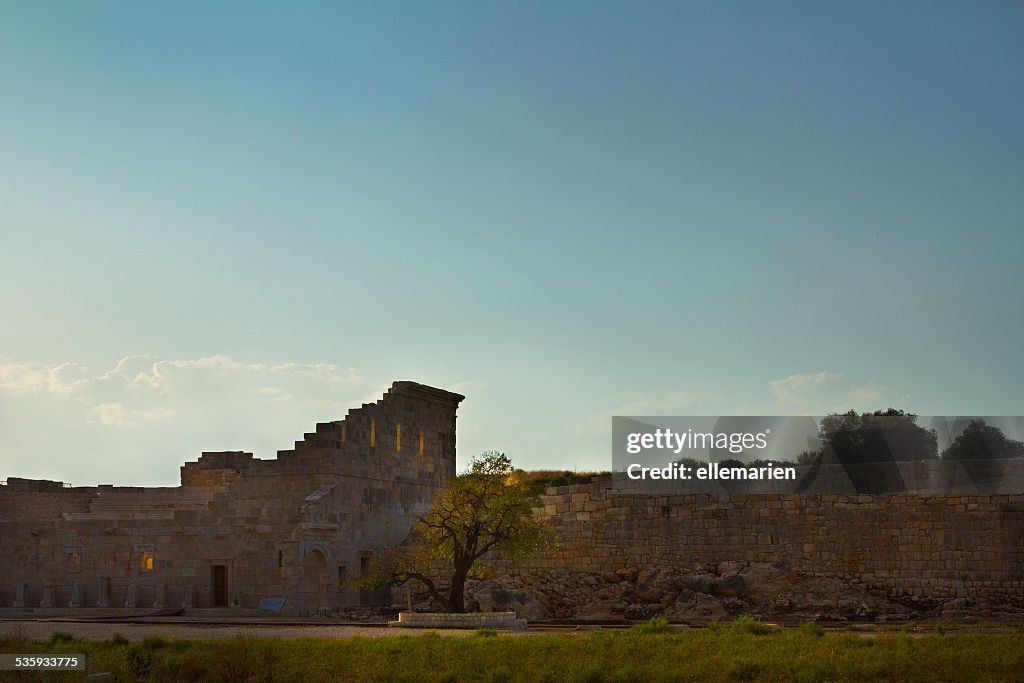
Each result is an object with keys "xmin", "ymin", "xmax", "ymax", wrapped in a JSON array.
[
  {"xmin": 795, "ymin": 450, "xmax": 820, "ymax": 466},
  {"xmin": 367, "ymin": 451, "xmax": 552, "ymax": 613},
  {"xmin": 941, "ymin": 419, "xmax": 1024, "ymax": 461},
  {"xmin": 814, "ymin": 408, "xmax": 938, "ymax": 463}
]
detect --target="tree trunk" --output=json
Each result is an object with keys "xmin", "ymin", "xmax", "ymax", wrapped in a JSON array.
[{"xmin": 448, "ymin": 568, "xmax": 467, "ymax": 613}]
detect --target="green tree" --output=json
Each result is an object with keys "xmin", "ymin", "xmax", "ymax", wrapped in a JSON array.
[
  {"xmin": 816, "ymin": 408, "xmax": 937, "ymax": 463},
  {"xmin": 795, "ymin": 450, "xmax": 820, "ymax": 466},
  {"xmin": 942, "ymin": 419, "xmax": 1024, "ymax": 461},
  {"xmin": 367, "ymin": 451, "xmax": 552, "ymax": 613}
]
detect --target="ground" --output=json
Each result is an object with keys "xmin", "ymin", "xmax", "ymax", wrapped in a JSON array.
[{"xmin": 0, "ymin": 619, "xmax": 467, "ymax": 642}]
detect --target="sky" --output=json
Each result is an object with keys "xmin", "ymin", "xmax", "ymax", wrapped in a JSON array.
[{"xmin": 1, "ymin": 2, "xmax": 1022, "ymax": 486}]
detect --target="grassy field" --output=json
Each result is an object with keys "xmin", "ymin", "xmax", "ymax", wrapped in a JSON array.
[{"xmin": 2, "ymin": 618, "xmax": 1023, "ymax": 682}]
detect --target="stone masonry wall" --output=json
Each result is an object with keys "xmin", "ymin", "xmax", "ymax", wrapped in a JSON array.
[
  {"xmin": 5, "ymin": 387, "xmax": 1023, "ymax": 614},
  {"xmin": 511, "ymin": 476, "xmax": 1024, "ymax": 603},
  {"xmin": 0, "ymin": 381, "xmax": 464, "ymax": 615}
]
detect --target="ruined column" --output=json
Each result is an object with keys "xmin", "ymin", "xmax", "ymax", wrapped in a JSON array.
[
  {"xmin": 13, "ymin": 582, "xmax": 26, "ymax": 608},
  {"xmin": 154, "ymin": 583, "xmax": 165, "ymax": 609},
  {"xmin": 182, "ymin": 585, "xmax": 193, "ymax": 608},
  {"xmin": 96, "ymin": 577, "xmax": 110, "ymax": 607},
  {"xmin": 124, "ymin": 583, "xmax": 137, "ymax": 608},
  {"xmin": 40, "ymin": 586, "xmax": 54, "ymax": 608},
  {"xmin": 69, "ymin": 582, "xmax": 82, "ymax": 607}
]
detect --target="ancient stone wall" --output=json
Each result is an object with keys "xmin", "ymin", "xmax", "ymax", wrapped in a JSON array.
[
  {"xmin": 0, "ymin": 381, "xmax": 464, "ymax": 615},
  {"xmin": 513, "ymin": 475, "xmax": 1024, "ymax": 603},
  {"xmin": 5, "ymin": 385, "xmax": 1022, "ymax": 616}
]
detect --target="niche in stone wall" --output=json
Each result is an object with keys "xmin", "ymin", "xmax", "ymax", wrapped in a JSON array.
[
  {"xmin": 65, "ymin": 547, "xmax": 83, "ymax": 573},
  {"xmin": 136, "ymin": 544, "xmax": 156, "ymax": 572}
]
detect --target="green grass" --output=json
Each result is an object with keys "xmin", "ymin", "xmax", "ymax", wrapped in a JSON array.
[
  {"xmin": 1, "ymin": 620, "xmax": 1022, "ymax": 682},
  {"xmin": 632, "ymin": 617, "xmax": 674, "ymax": 634}
]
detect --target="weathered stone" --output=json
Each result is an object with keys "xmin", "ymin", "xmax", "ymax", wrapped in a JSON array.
[
  {"xmin": 637, "ymin": 567, "xmax": 660, "ymax": 585},
  {"xmin": 623, "ymin": 603, "xmax": 650, "ymax": 620},
  {"xmin": 634, "ymin": 582, "xmax": 661, "ymax": 603},
  {"xmin": 712, "ymin": 574, "xmax": 746, "ymax": 597},
  {"xmin": 575, "ymin": 600, "xmax": 620, "ymax": 620},
  {"xmin": 675, "ymin": 588, "xmax": 697, "ymax": 607},
  {"xmin": 471, "ymin": 581, "xmax": 550, "ymax": 621},
  {"xmin": 616, "ymin": 568, "xmax": 638, "ymax": 582},
  {"xmin": 678, "ymin": 594, "xmax": 727, "ymax": 621},
  {"xmin": 675, "ymin": 574, "xmax": 714, "ymax": 594},
  {"xmin": 0, "ymin": 382, "xmax": 464, "ymax": 615}
]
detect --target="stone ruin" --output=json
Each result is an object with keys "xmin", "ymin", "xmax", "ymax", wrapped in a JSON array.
[
  {"xmin": 0, "ymin": 381, "xmax": 464, "ymax": 615},
  {"xmin": 2, "ymin": 381, "xmax": 1022, "ymax": 622},
  {"xmin": 466, "ymin": 476, "xmax": 1024, "ymax": 622}
]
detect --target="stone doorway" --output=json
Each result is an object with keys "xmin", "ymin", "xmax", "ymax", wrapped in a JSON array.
[
  {"xmin": 303, "ymin": 548, "xmax": 329, "ymax": 612},
  {"xmin": 211, "ymin": 565, "xmax": 228, "ymax": 607}
]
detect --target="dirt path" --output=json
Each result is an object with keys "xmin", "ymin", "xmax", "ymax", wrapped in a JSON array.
[{"xmin": 0, "ymin": 620, "xmax": 472, "ymax": 641}]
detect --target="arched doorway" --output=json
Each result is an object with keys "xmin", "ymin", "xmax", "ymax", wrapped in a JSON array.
[{"xmin": 303, "ymin": 547, "xmax": 330, "ymax": 613}]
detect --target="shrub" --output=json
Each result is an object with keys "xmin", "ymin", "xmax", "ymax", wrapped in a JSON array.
[
  {"xmin": 142, "ymin": 635, "xmax": 168, "ymax": 649},
  {"xmin": 125, "ymin": 643, "xmax": 154, "ymax": 677},
  {"xmin": 798, "ymin": 621, "xmax": 825, "ymax": 637},
  {"xmin": 729, "ymin": 615, "xmax": 778, "ymax": 636},
  {"xmin": 632, "ymin": 617, "xmax": 673, "ymax": 634},
  {"xmin": 48, "ymin": 631, "xmax": 78, "ymax": 645}
]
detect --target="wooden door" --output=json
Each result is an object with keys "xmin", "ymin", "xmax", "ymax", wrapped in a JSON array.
[{"xmin": 211, "ymin": 565, "xmax": 228, "ymax": 607}]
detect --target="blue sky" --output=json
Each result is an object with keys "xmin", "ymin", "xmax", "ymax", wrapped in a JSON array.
[{"xmin": 1, "ymin": 2, "xmax": 1022, "ymax": 485}]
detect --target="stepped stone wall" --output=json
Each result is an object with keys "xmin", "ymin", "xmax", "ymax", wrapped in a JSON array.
[{"xmin": 0, "ymin": 381, "xmax": 464, "ymax": 615}]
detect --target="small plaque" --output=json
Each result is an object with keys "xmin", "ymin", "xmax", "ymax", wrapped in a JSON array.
[{"xmin": 258, "ymin": 597, "xmax": 286, "ymax": 610}]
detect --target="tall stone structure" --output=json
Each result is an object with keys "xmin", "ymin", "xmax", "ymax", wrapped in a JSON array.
[{"xmin": 0, "ymin": 381, "xmax": 464, "ymax": 614}]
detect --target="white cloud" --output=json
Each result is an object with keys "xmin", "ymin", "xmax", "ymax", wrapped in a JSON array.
[
  {"xmin": 771, "ymin": 372, "xmax": 907, "ymax": 413},
  {"xmin": 449, "ymin": 380, "xmax": 486, "ymax": 394},
  {"xmin": 0, "ymin": 358, "xmax": 48, "ymax": 396},
  {"xmin": 88, "ymin": 402, "xmax": 177, "ymax": 427},
  {"xmin": 0, "ymin": 353, "xmax": 385, "ymax": 484},
  {"xmin": 0, "ymin": 357, "xmax": 91, "ymax": 399},
  {"xmin": 770, "ymin": 372, "xmax": 845, "ymax": 409},
  {"xmin": 0, "ymin": 354, "xmax": 373, "ymax": 429},
  {"xmin": 48, "ymin": 362, "xmax": 91, "ymax": 399},
  {"xmin": 269, "ymin": 362, "xmax": 358, "ymax": 382}
]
